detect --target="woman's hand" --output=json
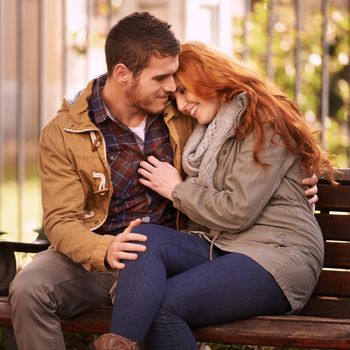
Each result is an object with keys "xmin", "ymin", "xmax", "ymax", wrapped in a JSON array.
[{"xmin": 138, "ymin": 155, "xmax": 182, "ymax": 200}]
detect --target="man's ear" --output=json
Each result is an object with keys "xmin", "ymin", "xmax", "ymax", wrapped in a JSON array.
[{"xmin": 112, "ymin": 63, "xmax": 131, "ymax": 84}]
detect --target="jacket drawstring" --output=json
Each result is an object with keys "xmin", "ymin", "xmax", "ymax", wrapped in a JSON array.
[
  {"xmin": 209, "ymin": 231, "xmax": 220, "ymax": 260},
  {"xmin": 195, "ymin": 230, "xmax": 220, "ymax": 261},
  {"xmin": 84, "ymin": 210, "xmax": 96, "ymax": 219},
  {"xmin": 93, "ymin": 171, "xmax": 108, "ymax": 195},
  {"xmin": 89, "ymin": 131, "xmax": 101, "ymax": 152}
]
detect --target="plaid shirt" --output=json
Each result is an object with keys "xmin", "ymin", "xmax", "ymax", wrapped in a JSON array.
[{"xmin": 89, "ymin": 75, "xmax": 177, "ymax": 234}]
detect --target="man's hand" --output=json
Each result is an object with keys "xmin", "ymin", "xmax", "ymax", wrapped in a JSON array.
[
  {"xmin": 105, "ymin": 218, "xmax": 147, "ymax": 270},
  {"xmin": 138, "ymin": 155, "xmax": 182, "ymax": 200},
  {"xmin": 302, "ymin": 174, "xmax": 318, "ymax": 209}
]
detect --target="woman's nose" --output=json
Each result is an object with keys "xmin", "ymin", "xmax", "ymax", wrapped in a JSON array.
[{"xmin": 175, "ymin": 96, "xmax": 187, "ymax": 112}]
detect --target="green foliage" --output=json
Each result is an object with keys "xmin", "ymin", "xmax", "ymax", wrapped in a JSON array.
[
  {"xmin": 203, "ymin": 345, "xmax": 258, "ymax": 350},
  {"xmin": 233, "ymin": 0, "xmax": 350, "ymax": 167},
  {"xmin": 0, "ymin": 329, "xmax": 5, "ymax": 350},
  {"xmin": 0, "ymin": 328, "xmax": 97, "ymax": 350},
  {"xmin": 63, "ymin": 332, "xmax": 96, "ymax": 350}
]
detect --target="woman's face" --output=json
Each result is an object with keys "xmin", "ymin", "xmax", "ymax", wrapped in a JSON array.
[{"xmin": 172, "ymin": 78, "xmax": 221, "ymax": 125}]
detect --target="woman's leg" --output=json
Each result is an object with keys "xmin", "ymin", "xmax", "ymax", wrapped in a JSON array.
[
  {"xmin": 145, "ymin": 252, "xmax": 290, "ymax": 350},
  {"xmin": 109, "ymin": 224, "xmax": 215, "ymax": 342}
]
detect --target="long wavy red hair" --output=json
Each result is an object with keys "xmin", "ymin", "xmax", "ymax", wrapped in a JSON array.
[{"xmin": 176, "ymin": 41, "xmax": 334, "ymax": 181}]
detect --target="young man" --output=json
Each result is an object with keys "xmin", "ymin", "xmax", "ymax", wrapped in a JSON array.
[
  {"xmin": 8, "ymin": 11, "xmax": 318, "ymax": 350},
  {"xmin": 9, "ymin": 12, "xmax": 190, "ymax": 350}
]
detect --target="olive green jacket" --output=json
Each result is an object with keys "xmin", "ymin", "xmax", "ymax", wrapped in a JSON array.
[
  {"xmin": 172, "ymin": 94, "xmax": 323, "ymax": 313},
  {"xmin": 39, "ymin": 79, "xmax": 194, "ymax": 272}
]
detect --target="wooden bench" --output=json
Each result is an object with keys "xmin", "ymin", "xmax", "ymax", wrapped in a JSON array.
[{"xmin": 1, "ymin": 169, "xmax": 350, "ymax": 349}]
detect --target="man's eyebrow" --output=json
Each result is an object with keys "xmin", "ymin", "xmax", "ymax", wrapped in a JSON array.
[{"xmin": 153, "ymin": 73, "xmax": 172, "ymax": 80}]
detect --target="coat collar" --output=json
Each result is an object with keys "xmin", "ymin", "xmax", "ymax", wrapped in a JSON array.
[{"xmin": 59, "ymin": 79, "xmax": 97, "ymax": 131}]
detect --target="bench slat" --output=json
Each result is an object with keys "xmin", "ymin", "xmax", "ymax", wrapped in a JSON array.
[
  {"xmin": 301, "ymin": 297, "xmax": 350, "ymax": 318},
  {"xmin": 317, "ymin": 184, "xmax": 350, "ymax": 211},
  {"xmin": 330, "ymin": 169, "xmax": 350, "ymax": 183},
  {"xmin": 0, "ymin": 300, "xmax": 11, "ymax": 327},
  {"xmin": 324, "ymin": 241, "xmax": 350, "ymax": 268},
  {"xmin": 314, "ymin": 270, "xmax": 350, "ymax": 297},
  {"xmin": 192, "ymin": 315, "xmax": 350, "ymax": 349},
  {"xmin": 316, "ymin": 213, "xmax": 350, "ymax": 241}
]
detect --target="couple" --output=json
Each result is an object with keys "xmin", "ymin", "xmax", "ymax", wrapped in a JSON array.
[{"xmin": 9, "ymin": 12, "xmax": 332, "ymax": 350}]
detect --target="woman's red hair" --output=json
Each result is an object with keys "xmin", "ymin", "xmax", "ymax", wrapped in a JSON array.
[{"xmin": 176, "ymin": 41, "xmax": 334, "ymax": 181}]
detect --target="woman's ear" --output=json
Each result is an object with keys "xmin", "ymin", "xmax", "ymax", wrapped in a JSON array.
[{"xmin": 112, "ymin": 63, "xmax": 131, "ymax": 84}]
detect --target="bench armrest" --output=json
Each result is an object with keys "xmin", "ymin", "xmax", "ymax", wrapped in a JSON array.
[
  {"xmin": 0, "ymin": 232, "xmax": 50, "ymax": 296},
  {"xmin": 0, "ymin": 242, "xmax": 16, "ymax": 296}
]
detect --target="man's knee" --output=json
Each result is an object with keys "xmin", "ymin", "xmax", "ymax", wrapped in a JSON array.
[{"xmin": 9, "ymin": 267, "xmax": 50, "ymax": 312}]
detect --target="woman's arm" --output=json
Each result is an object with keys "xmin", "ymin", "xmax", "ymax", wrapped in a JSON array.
[
  {"xmin": 171, "ymin": 129, "xmax": 296, "ymax": 232},
  {"xmin": 138, "ymin": 155, "xmax": 183, "ymax": 200},
  {"xmin": 139, "ymin": 129, "xmax": 318, "ymax": 232}
]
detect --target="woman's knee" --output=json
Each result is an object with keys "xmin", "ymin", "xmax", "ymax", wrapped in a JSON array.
[{"xmin": 132, "ymin": 224, "xmax": 179, "ymax": 248}]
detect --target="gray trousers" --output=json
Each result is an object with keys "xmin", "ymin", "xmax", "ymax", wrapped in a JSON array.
[{"xmin": 8, "ymin": 249, "xmax": 116, "ymax": 350}]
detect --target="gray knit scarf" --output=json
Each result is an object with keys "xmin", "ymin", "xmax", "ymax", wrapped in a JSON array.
[{"xmin": 182, "ymin": 93, "xmax": 247, "ymax": 187}]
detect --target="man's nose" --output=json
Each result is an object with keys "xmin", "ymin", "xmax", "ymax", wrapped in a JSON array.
[{"xmin": 164, "ymin": 76, "xmax": 176, "ymax": 92}]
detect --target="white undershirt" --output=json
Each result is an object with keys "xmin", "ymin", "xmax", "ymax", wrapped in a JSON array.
[
  {"xmin": 129, "ymin": 117, "xmax": 146, "ymax": 142},
  {"xmin": 129, "ymin": 117, "xmax": 146, "ymax": 152},
  {"xmin": 105, "ymin": 107, "xmax": 146, "ymax": 151}
]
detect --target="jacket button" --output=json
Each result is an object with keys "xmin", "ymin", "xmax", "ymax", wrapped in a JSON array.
[{"xmin": 223, "ymin": 150, "xmax": 227, "ymax": 154}]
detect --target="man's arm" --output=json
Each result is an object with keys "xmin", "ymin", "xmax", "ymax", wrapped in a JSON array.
[
  {"xmin": 39, "ymin": 119, "xmax": 148, "ymax": 271},
  {"xmin": 39, "ymin": 122, "xmax": 113, "ymax": 271}
]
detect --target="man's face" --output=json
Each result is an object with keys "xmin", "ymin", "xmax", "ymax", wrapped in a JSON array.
[{"xmin": 125, "ymin": 55, "xmax": 179, "ymax": 115}]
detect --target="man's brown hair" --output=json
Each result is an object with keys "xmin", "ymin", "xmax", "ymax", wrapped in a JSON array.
[{"xmin": 105, "ymin": 12, "xmax": 180, "ymax": 77}]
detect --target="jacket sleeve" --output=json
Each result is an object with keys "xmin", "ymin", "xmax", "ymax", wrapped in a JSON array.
[
  {"xmin": 172, "ymin": 126, "xmax": 296, "ymax": 233},
  {"xmin": 39, "ymin": 120, "xmax": 114, "ymax": 271}
]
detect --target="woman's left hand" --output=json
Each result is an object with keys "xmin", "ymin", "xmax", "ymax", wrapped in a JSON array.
[{"xmin": 138, "ymin": 155, "xmax": 182, "ymax": 200}]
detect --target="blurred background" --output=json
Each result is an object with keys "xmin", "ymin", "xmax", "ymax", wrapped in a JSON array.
[{"xmin": 0, "ymin": 0, "xmax": 349, "ymax": 246}]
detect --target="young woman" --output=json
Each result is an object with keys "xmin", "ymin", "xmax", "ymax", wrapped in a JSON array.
[{"xmin": 94, "ymin": 41, "xmax": 333, "ymax": 350}]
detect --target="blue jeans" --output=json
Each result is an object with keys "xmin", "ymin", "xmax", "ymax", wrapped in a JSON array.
[{"xmin": 110, "ymin": 224, "xmax": 290, "ymax": 350}]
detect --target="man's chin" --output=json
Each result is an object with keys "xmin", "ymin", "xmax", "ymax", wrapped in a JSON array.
[{"xmin": 148, "ymin": 103, "xmax": 168, "ymax": 115}]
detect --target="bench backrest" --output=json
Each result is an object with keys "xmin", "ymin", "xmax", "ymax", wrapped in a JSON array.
[{"xmin": 302, "ymin": 168, "xmax": 350, "ymax": 318}]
